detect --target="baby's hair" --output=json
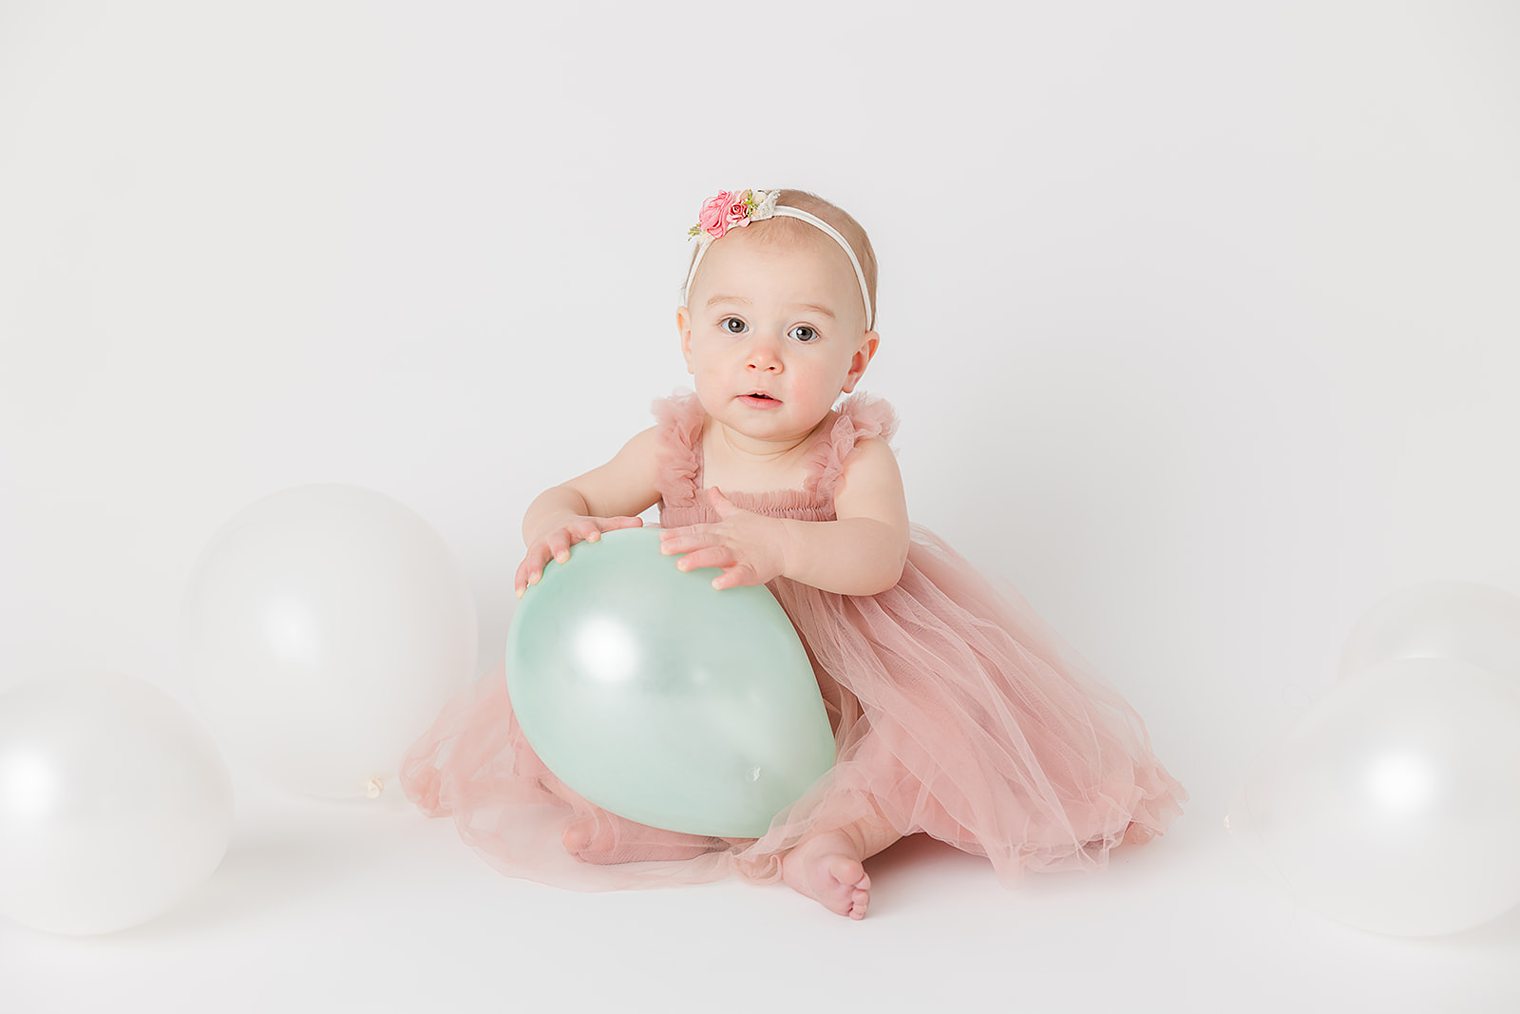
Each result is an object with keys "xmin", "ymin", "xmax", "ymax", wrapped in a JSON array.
[{"xmin": 687, "ymin": 188, "xmax": 880, "ymax": 330}]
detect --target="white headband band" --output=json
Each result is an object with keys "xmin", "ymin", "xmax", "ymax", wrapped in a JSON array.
[{"xmin": 681, "ymin": 188, "xmax": 874, "ymax": 331}]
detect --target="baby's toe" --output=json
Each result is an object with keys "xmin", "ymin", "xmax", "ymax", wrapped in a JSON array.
[{"xmin": 824, "ymin": 857, "xmax": 868, "ymax": 914}]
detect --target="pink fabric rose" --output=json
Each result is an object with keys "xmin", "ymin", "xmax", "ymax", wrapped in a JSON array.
[
  {"xmin": 698, "ymin": 191, "xmax": 735, "ymax": 239},
  {"xmin": 725, "ymin": 193, "xmax": 751, "ymax": 228}
]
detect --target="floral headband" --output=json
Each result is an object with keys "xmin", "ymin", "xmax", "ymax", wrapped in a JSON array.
[{"xmin": 681, "ymin": 188, "xmax": 874, "ymax": 331}]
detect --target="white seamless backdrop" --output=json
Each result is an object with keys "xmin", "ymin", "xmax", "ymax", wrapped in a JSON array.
[{"xmin": 1, "ymin": 2, "xmax": 1517, "ymax": 1011}]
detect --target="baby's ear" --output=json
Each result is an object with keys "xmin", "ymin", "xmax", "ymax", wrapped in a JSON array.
[
  {"xmin": 842, "ymin": 330, "xmax": 879, "ymax": 389},
  {"xmin": 676, "ymin": 306, "xmax": 695, "ymax": 371}
]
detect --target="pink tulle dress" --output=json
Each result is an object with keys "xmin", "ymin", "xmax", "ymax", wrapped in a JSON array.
[{"xmin": 400, "ymin": 389, "xmax": 1188, "ymax": 891}]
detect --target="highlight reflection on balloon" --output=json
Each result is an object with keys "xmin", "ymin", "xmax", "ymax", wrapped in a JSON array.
[{"xmin": 507, "ymin": 526, "xmax": 835, "ymax": 839}]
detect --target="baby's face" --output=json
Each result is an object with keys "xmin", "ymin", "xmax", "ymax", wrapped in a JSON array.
[{"xmin": 677, "ymin": 226, "xmax": 877, "ymax": 439}]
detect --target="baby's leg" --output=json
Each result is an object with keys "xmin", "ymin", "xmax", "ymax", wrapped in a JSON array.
[
  {"xmin": 721, "ymin": 797, "xmax": 904, "ymax": 864},
  {"xmin": 838, "ymin": 799, "xmax": 904, "ymax": 861},
  {"xmin": 563, "ymin": 807, "xmax": 729, "ymax": 864}
]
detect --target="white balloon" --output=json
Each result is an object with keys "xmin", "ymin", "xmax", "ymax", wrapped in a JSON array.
[
  {"xmin": 1339, "ymin": 580, "xmax": 1520, "ymax": 682},
  {"xmin": 0, "ymin": 672, "xmax": 234, "ymax": 936},
  {"xmin": 1226, "ymin": 656, "xmax": 1520, "ymax": 937},
  {"xmin": 181, "ymin": 483, "xmax": 476, "ymax": 800}
]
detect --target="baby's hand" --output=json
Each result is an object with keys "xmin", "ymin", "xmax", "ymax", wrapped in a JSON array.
[
  {"xmin": 658, "ymin": 487, "xmax": 789, "ymax": 590},
  {"xmin": 516, "ymin": 513, "xmax": 644, "ymax": 598}
]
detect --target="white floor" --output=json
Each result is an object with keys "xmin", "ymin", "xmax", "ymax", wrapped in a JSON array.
[{"xmin": 3, "ymin": 766, "xmax": 1517, "ymax": 1014}]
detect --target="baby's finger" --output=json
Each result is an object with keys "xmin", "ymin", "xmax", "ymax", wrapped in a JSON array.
[
  {"xmin": 658, "ymin": 532, "xmax": 707, "ymax": 554},
  {"xmin": 523, "ymin": 546, "xmax": 552, "ymax": 588},
  {"xmin": 547, "ymin": 533, "xmax": 572, "ymax": 566},
  {"xmin": 712, "ymin": 563, "xmax": 759, "ymax": 591},
  {"xmin": 672, "ymin": 546, "xmax": 733, "ymax": 574},
  {"xmin": 518, "ymin": 547, "xmax": 544, "ymax": 576},
  {"xmin": 588, "ymin": 516, "xmax": 642, "ymax": 543},
  {"xmin": 658, "ymin": 528, "xmax": 705, "ymax": 550},
  {"xmin": 516, "ymin": 555, "xmax": 544, "ymax": 597}
]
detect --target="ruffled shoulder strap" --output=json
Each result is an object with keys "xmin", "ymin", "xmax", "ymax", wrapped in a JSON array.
[
  {"xmin": 802, "ymin": 390, "xmax": 901, "ymax": 504},
  {"xmin": 650, "ymin": 388, "xmax": 704, "ymax": 507}
]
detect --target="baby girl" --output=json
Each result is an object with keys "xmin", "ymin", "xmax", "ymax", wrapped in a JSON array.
[{"xmin": 401, "ymin": 187, "xmax": 1188, "ymax": 920}]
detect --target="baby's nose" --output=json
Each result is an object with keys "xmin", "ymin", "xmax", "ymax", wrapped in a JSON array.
[{"xmin": 745, "ymin": 337, "xmax": 786, "ymax": 363}]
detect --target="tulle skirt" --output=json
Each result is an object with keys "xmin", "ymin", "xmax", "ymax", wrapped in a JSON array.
[{"xmin": 400, "ymin": 522, "xmax": 1188, "ymax": 891}]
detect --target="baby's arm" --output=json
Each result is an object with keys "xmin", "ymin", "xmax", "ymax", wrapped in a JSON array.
[
  {"xmin": 778, "ymin": 436, "xmax": 910, "ymax": 596},
  {"xmin": 521, "ymin": 425, "xmax": 663, "ymax": 545},
  {"xmin": 516, "ymin": 425, "xmax": 663, "ymax": 596}
]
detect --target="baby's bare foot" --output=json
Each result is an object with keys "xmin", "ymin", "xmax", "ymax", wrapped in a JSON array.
[
  {"xmin": 562, "ymin": 815, "xmax": 608, "ymax": 857},
  {"xmin": 780, "ymin": 829, "xmax": 871, "ymax": 920}
]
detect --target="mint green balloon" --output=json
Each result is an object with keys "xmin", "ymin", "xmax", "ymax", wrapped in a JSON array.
[{"xmin": 505, "ymin": 526, "xmax": 836, "ymax": 839}]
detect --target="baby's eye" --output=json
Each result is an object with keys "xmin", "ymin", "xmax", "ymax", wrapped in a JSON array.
[{"xmin": 717, "ymin": 316, "xmax": 820, "ymax": 343}]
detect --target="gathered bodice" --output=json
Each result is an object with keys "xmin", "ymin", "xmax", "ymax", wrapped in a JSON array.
[{"xmin": 650, "ymin": 389, "xmax": 901, "ymax": 528}]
